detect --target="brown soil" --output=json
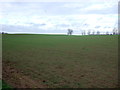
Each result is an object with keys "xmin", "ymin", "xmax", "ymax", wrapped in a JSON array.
[
  {"xmin": 2, "ymin": 61, "xmax": 48, "ymax": 88},
  {"xmin": 2, "ymin": 61, "xmax": 119, "ymax": 88}
]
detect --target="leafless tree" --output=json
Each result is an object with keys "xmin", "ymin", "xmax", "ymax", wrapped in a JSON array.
[
  {"xmin": 67, "ymin": 29, "xmax": 73, "ymax": 35},
  {"xmin": 113, "ymin": 28, "xmax": 118, "ymax": 35},
  {"xmin": 87, "ymin": 30, "xmax": 91, "ymax": 35},
  {"xmin": 82, "ymin": 30, "xmax": 86, "ymax": 35},
  {"xmin": 92, "ymin": 31, "xmax": 95, "ymax": 35},
  {"xmin": 97, "ymin": 31, "xmax": 100, "ymax": 35},
  {"xmin": 106, "ymin": 31, "xmax": 109, "ymax": 35},
  {"xmin": 81, "ymin": 30, "xmax": 84, "ymax": 35}
]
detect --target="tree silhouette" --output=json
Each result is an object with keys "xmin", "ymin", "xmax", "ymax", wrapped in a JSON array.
[
  {"xmin": 87, "ymin": 30, "xmax": 91, "ymax": 35},
  {"xmin": 106, "ymin": 31, "xmax": 109, "ymax": 35},
  {"xmin": 82, "ymin": 30, "xmax": 86, "ymax": 35},
  {"xmin": 97, "ymin": 31, "xmax": 100, "ymax": 35},
  {"xmin": 67, "ymin": 29, "xmax": 73, "ymax": 35},
  {"xmin": 113, "ymin": 28, "xmax": 118, "ymax": 35},
  {"xmin": 92, "ymin": 31, "xmax": 95, "ymax": 35}
]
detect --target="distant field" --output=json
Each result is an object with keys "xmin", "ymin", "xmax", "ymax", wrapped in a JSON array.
[{"xmin": 2, "ymin": 34, "xmax": 118, "ymax": 88}]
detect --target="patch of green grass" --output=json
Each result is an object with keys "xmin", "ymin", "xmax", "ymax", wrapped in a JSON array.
[
  {"xmin": 0, "ymin": 80, "xmax": 2, "ymax": 89},
  {"xmin": 2, "ymin": 80, "xmax": 12, "ymax": 89},
  {"xmin": 2, "ymin": 34, "xmax": 118, "ymax": 88}
]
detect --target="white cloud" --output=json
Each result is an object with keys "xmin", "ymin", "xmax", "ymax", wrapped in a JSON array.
[
  {"xmin": 0, "ymin": 1, "xmax": 118, "ymax": 34},
  {"xmin": 0, "ymin": 15, "xmax": 2, "ymax": 19},
  {"xmin": 1, "ymin": 14, "xmax": 117, "ymax": 33},
  {"xmin": 31, "ymin": 19, "xmax": 46, "ymax": 24},
  {"xmin": 62, "ymin": 3, "xmax": 84, "ymax": 8},
  {"xmin": 83, "ymin": 3, "xmax": 116, "ymax": 11}
]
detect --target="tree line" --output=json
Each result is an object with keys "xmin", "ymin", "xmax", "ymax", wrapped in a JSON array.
[{"xmin": 67, "ymin": 27, "xmax": 119, "ymax": 35}]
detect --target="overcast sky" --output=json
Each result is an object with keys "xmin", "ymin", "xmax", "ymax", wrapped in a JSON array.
[{"xmin": 0, "ymin": 0, "xmax": 118, "ymax": 34}]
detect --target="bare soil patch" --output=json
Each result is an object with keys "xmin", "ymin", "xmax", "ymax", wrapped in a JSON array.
[{"xmin": 2, "ymin": 61, "xmax": 48, "ymax": 88}]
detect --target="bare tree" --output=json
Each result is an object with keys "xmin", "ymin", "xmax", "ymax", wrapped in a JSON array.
[
  {"xmin": 81, "ymin": 32, "xmax": 84, "ymax": 35},
  {"xmin": 113, "ymin": 28, "xmax": 116, "ymax": 35},
  {"xmin": 115, "ymin": 29, "xmax": 118, "ymax": 35},
  {"xmin": 97, "ymin": 31, "xmax": 100, "ymax": 35},
  {"xmin": 2, "ymin": 32, "xmax": 4, "ymax": 34},
  {"xmin": 113, "ymin": 27, "xmax": 118, "ymax": 35},
  {"xmin": 92, "ymin": 31, "xmax": 95, "ymax": 35},
  {"xmin": 67, "ymin": 29, "xmax": 73, "ymax": 35},
  {"xmin": 2, "ymin": 32, "xmax": 8, "ymax": 34},
  {"xmin": 81, "ymin": 30, "xmax": 84, "ymax": 35},
  {"xmin": 106, "ymin": 31, "xmax": 109, "ymax": 35},
  {"xmin": 87, "ymin": 30, "xmax": 91, "ymax": 35},
  {"xmin": 82, "ymin": 30, "xmax": 86, "ymax": 35}
]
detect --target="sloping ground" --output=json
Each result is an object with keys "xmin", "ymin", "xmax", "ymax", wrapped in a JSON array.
[
  {"xmin": 2, "ymin": 34, "xmax": 119, "ymax": 88},
  {"xmin": 3, "ymin": 60, "xmax": 119, "ymax": 88},
  {"xmin": 3, "ymin": 61, "xmax": 48, "ymax": 88}
]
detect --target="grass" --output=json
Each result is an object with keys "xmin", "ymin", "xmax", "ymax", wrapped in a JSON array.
[
  {"xmin": 2, "ymin": 34, "xmax": 118, "ymax": 88},
  {"xmin": 2, "ymin": 80, "xmax": 12, "ymax": 89}
]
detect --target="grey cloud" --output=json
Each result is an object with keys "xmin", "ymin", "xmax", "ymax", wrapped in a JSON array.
[
  {"xmin": 95, "ymin": 26, "xmax": 101, "ymax": 28},
  {"xmin": 55, "ymin": 24, "xmax": 70, "ymax": 27},
  {"xmin": 2, "ymin": 24, "xmax": 67, "ymax": 34},
  {"xmin": 1, "ymin": 2, "xmax": 117, "ymax": 16},
  {"xmin": 28, "ymin": 23, "xmax": 46, "ymax": 27}
]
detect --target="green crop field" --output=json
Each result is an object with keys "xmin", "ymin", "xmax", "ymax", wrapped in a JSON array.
[{"xmin": 2, "ymin": 34, "xmax": 118, "ymax": 88}]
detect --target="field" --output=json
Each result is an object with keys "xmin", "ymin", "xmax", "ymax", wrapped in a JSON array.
[{"xmin": 2, "ymin": 34, "xmax": 118, "ymax": 88}]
